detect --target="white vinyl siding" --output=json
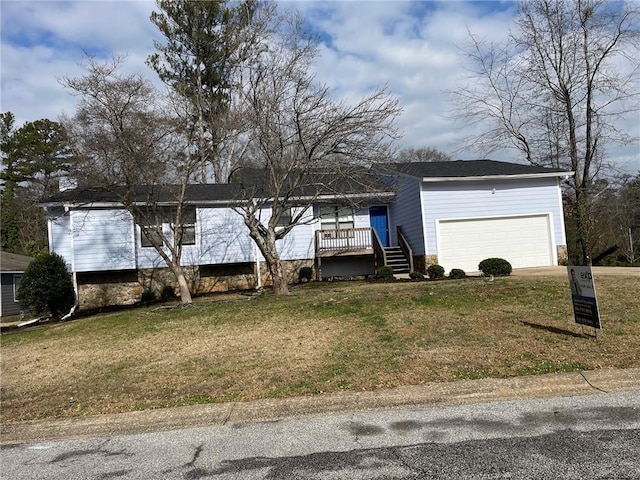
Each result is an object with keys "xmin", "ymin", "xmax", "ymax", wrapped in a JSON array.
[
  {"xmin": 71, "ymin": 209, "xmax": 136, "ymax": 272},
  {"xmin": 193, "ymin": 208, "xmax": 254, "ymax": 265},
  {"xmin": 49, "ymin": 211, "xmax": 73, "ymax": 270},
  {"xmin": 273, "ymin": 206, "xmax": 315, "ymax": 260},
  {"xmin": 437, "ymin": 214, "xmax": 556, "ymax": 272},
  {"xmin": 353, "ymin": 208, "xmax": 372, "ymax": 229},
  {"xmin": 387, "ymin": 176, "xmax": 425, "ymax": 254},
  {"xmin": 48, "ymin": 203, "xmax": 376, "ymax": 273},
  {"xmin": 421, "ymin": 177, "xmax": 566, "ymax": 257}
]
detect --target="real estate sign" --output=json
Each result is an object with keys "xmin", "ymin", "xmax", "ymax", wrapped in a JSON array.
[{"xmin": 567, "ymin": 266, "xmax": 601, "ymax": 329}]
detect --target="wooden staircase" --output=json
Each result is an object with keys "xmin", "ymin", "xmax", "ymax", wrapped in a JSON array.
[{"xmin": 383, "ymin": 246, "xmax": 411, "ymax": 274}]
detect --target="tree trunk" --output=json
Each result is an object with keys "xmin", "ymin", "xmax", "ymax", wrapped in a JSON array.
[
  {"xmin": 267, "ymin": 256, "xmax": 290, "ymax": 296},
  {"xmin": 244, "ymin": 215, "xmax": 291, "ymax": 295},
  {"xmin": 574, "ymin": 186, "xmax": 592, "ymax": 266},
  {"xmin": 171, "ymin": 263, "xmax": 193, "ymax": 305}
]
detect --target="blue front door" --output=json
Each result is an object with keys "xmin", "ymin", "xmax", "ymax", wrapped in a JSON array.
[{"xmin": 369, "ymin": 206, "xmax": 389, "ymax": 247}]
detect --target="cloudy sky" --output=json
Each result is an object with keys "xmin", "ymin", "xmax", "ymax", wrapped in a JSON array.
[{"xmin": 1, "ymin": 0, "xmax": 638, "ymax": 171}]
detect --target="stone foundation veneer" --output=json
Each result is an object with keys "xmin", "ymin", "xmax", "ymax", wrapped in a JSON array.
[
  {"xmin": 557, "ymin": 245, "xmax": 568, "ymax": 266},
  {"xmin": 77, "ymin": 280, "xmax": 144, "ymax": 310},
  {"xmin": 75, "ymin": 259, "xmax": 315, "ymax": 310},
  {"xmin": 413, "ymin": 255, "xmax": 438, "ymax": 274}
]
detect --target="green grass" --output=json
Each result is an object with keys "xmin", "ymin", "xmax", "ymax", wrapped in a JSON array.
[{"xmin": 2, "ymin": 275, "xmax": 639, "ymax": 422}]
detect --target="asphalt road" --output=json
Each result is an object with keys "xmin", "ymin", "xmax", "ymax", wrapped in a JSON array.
[{"xmin": 2, "ymin": 390, "xmax": 639, "ymax": 479}]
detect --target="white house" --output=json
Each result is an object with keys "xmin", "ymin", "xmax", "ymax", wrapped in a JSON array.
[
  {"xmin": 42, "ymin": 178, "xmax": 397, "ymax": 310},
  {"xmin": 377, "ymin": 160, "xmax": 572, "ymax": 273},
  {"xmin": 42, "ymin": 160, "xmax": 572, "ymax": 310}
]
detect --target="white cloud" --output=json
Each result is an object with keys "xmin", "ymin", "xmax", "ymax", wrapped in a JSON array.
[
  {"xmin": 1, "ymin": 0, "xmax": 637, "ymax": 171},
  {"xmin": 298, "ymin": 1, "xmax": 518, "ymax": 156},
  {"xmin": 1, "ymin": 0, "xmax": 157, "ymax": 125}
]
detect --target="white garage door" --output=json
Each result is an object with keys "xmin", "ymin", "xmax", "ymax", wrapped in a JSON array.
[{"xmin": 437, "ymin": 214, "xmax": 555, "ymax": 273}]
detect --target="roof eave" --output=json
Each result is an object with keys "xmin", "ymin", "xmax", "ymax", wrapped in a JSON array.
[
  {"xmin": 421, "ymin": 171, "xmax": 574, "ymax": 182},
  {"xmin": 41, "ymin": 191, "xmax": 394, "ymax": 209}
]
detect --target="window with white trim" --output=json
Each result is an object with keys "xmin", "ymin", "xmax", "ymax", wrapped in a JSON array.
[
  {"xmin": 176, "ymin": 208, "xmax": 196, "ymax": 246},
  {"xmin": 140, "ymin": 208, "xmax": 197, "ymax": 248},
  {"xmin": 319, "ymin": 206, "xmax": 355, "ymax": 238},
  {"xmin": 13, "ymin": 274, "xmax": 22, "ymax": 302},
  {"xmin": 276, "ymin": 207, "xmax": 293, "ymax": 228},
  {"xmin": 141, "ymin": 225, "xmax": 164, "ymax": 248}
]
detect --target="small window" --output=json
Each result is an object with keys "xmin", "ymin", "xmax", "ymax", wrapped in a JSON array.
[
  {"xmin": 140, "ymin": 208, "xmax": 197, "ymax": 248},
  {"xmin": 13, "ymin": 274, "xmax": 22, "ymax": 302},
  {"xmin": 276, "ymin": 207, "xmax": 292, "ymax": 228},
  {"xmin": 180, "ymin": 225, "xmax": 196, "ymax": 246},
  {"xmin": 141, "ymin": 227, "xmax": 164, "ymax": 248},
  {"xmin": 174, "ymin": 209, "xmax": 196, "ymax": 246}
]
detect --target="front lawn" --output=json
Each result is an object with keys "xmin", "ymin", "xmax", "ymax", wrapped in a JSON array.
[{"xmin": 1, "ymin": 274, "xmax": 638, "ymax": 422}]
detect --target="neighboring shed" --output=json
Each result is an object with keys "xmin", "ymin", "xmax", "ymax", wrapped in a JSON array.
[{"xmin": 0, "ymin": 251, "xmax": 33, "ymax": 318}]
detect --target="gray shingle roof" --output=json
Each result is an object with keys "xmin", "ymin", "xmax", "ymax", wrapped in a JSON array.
[
  {"xmin": 43, "ymin": 183, "xmax": 244, "ymax": 205},
  {"xmin": 381, "ymin": 160, "xmax": 570, "ymax": 178},
  {"xmin": 42, "ymin": 168, "xmax": 392, "ymax": 206},
  {"xmin": 1, "ymin": 251, "xmax": 34, "ymax": 272}
]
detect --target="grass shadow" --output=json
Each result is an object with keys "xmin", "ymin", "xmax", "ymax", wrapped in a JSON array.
[{"xmin": 520, "ymin": 321, "xmax": 586, "ymax": 338}]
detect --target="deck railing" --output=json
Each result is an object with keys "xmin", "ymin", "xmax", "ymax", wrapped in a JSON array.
[
  {"xmin": 371, "ymin": 227, "xmax": 387, "ymax": 269},
  {"xmin": 316, "ymin": 227, "xmax": 373, "ymax": 254},
  {"xmin": 397, "ymin": 226, "xmax": 414, "ymax": 272}
]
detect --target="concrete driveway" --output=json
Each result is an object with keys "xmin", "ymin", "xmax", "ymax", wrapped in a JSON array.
[{"xmin": 512, "ymin": 266, "xmax": 640, "ymax": 277}]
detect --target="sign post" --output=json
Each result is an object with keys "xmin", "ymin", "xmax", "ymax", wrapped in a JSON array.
[{"xmin": 567, "ymin": 266, "xmax": 602, "ymax": 333}]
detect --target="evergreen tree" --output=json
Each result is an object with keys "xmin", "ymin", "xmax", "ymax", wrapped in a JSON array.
[{"xmin": 17, "ymin": 252, "xmax": 75, "ymax": 317}]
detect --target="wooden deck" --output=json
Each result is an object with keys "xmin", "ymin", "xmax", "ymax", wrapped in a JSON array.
[{"xmin": 315, "ymin": 228, "xmax": 374, "ymax": 257}]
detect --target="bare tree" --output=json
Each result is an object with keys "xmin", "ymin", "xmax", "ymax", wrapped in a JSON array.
[
  {"xmin": 60, "ymin": 56, "xmax": 200, "ymax": 304},
  {"xmin": 450, "ymin": 0, "xmax": 639, "ymax": 264},
  {"xmin": 395, "ymin": 146, "xmax": 451, "ymax": 163},
  {"xmin": 235, "ymin": 13, "xmax": 401, "ymax": 295}
]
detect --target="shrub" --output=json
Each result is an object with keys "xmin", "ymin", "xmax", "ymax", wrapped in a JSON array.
[
  {"xmin": 16, "ymin": 252, "xmax": 75, "ymax": 317},
  {"xmin": 299, "ymin": 266, "xmax": 313, "ymax": 282},
  {"xmin": 449, "ymin": 268, "xmax": 466, "ymax": 279},
  {"xmin": 427, "ymin": 264, "xmax": 445, "ymax": 279},
  {"xmin": 141, "ymin": 289, "xmax": 157, "ymax": 303},
  {"xmin": 160, "ymin": 285, "xmax": 176, "ymax": 302},
  {"xmin": 478, "ymin": 258, "xmax": 512, "ymax": 276},
  {"xmin": 374, "ymin": 266, "xmax": 394, "ymax": 279},
  {"xmin": 409, "ymin": 271, "xmax": 425, "ymax": 280}
]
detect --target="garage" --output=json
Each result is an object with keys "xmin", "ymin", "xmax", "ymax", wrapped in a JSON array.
[{"xmin": 436, "ymin": 214, "xmax": 555, "ymax": 273}]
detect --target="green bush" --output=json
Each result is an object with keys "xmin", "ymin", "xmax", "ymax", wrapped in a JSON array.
[
  {"xmin": 449, "ymin": 268, "xmax": 466, "ymax": 279},
  {"xmin": 141, "ymin": 289, "xmax": 157, "ymax": 303},
  {"xmin": 160, "ymin": 285, "xmax": 176, "ymax": 302},
  {"xmin": 427, "ymin": 264, "xmax": 445, "ymax": 279},
  {"xmin": 374, "ymin": 266, "xmax": 394, "ymax": 279},
  {"xmin": 409, "ymin": 271, "xmax": 425, "ymax": 280},
  {"xmin": 299, "ymin": 266, "xmax": 313, "ymax": 282},
  {"xmin": 478, "ymin": 258, "xmax": 512, "ymax": 276},
  {"xmin": 16, "ymin": 252, "xmax": 75, "ymax": 317}
]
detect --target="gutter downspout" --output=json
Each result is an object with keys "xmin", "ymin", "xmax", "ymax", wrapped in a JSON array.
[{"xmin": 65, "ymin": 209, "xmax": 79, "ymax": 319}]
